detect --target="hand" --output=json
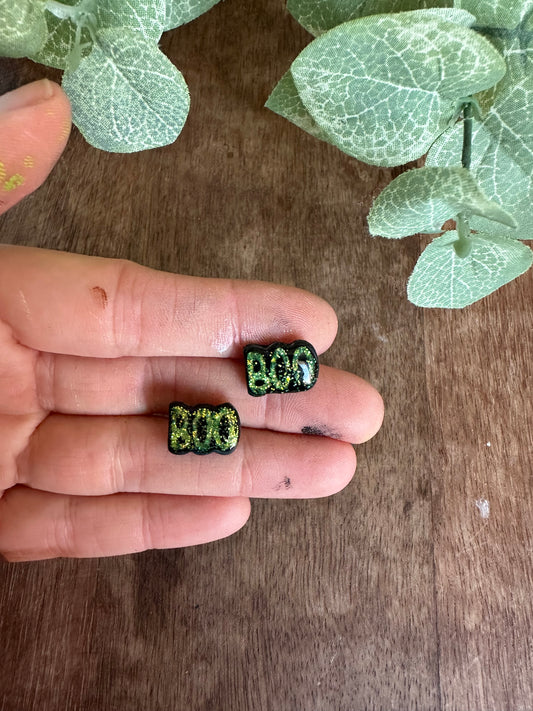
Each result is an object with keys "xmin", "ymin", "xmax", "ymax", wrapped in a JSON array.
[{"xmin": 0, "ymin": 81, "xmax": 383, "ymax": 562}]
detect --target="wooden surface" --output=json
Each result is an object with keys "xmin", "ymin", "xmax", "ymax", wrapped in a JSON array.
[{"xmin": 1, "ymin": 2, "xmax": 533, "ymax": 709}]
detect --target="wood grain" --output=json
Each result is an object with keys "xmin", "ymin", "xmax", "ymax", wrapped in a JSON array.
[{"xmin": 1, "ymin": 1, "xmax": 532, "ymax": 709}]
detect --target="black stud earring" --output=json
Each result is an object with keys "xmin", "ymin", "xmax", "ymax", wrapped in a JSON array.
[
  {"xmin": 244, "ymin": 340, "xmax": 319, "ymax": 397},
  {"xmin": 168, "ymin": 402, "xmax": 240, "ymax": 455}
]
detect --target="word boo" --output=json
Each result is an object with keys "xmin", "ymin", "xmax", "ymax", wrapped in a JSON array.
[{"xmin": 244, "ymin": 340, "xmax": 319, "ymax": 397}]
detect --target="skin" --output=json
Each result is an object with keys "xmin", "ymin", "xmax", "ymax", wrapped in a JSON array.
[{"xmin": 0, "ymin": 80, "xmax": 384, "ymax": 562}]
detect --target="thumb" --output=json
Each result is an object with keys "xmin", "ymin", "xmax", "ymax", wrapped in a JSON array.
[{"xmin": 0, "ymin": 79, "xmax": 71, "ymax": 216}]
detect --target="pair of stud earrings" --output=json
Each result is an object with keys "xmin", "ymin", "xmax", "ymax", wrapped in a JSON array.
[{"xmin": 168, "ymin": 340, "xmax": 319, "ymax": 455}]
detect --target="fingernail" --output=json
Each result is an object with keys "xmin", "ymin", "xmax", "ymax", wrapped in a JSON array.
[{"xmin": 0, "ymin": 79, "xmax": 56, "ymax": 113}]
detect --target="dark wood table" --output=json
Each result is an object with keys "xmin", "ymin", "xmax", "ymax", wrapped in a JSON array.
[{"xmin": 2, "ymin": 2, "xmax": 533, "ymax": 709}]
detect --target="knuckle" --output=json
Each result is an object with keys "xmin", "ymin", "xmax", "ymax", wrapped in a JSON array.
[
  {"xmin": 236, "ymin": 446, "xmax": 255, "ymax": 498},
  {"xmin": 139, "ymin": 495, "xmax": 156, "ymax": 551},
  {"xmin": 109, "ymin": 259, "xmax": 144, "ymax": 356},
  {"xmin": 34, "ymin": 352, "xmax": 55, "ymax": 412},
  {"xmin": 50, "ymin": 497, "xmax": 77, "ymax": 557}
]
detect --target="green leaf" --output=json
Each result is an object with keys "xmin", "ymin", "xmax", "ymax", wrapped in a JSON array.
[
  {"xmin": 437, "ymin": 11, "xmax": 533, "ymax": 237},
  {"xmin": 290, "ymin": 13, "xmax": 506, "ymax": 166},
  {"xmin": 265, "ymin": 70, "xmax": 334, "ymax": 144},
  {"xmin": 0, "ymin": 0, "xmax": 48, "ymax": 58},
  {"xmin": 454, "ymin": 0, "xmax": 533, "ymax": 29},
  {"xmin": 96, "ymin": 0, "xmax": 168, "ymax": 41},
  {"xmin": 368, "ymin": 166, "xmax": 516, "ymax": 238},
  {"xmin": 62, "ymin": 28, "xmax": 190, "ymax": 152},
  {"xmin": 31, "ymin": 0, "xmax": 167, "ymax": 70},
  {"xmin": 407, "ymin": 231, "xmax": 533, "ymax": 308},
  {"xmin": 483, "ymin": 73, "xmax": 533, "ymax": 177},
  {"xmin": 466, "ymin": 7, "xmax": 533, "ymax": 74},
  {"xmin": 426, "ymin": 105, "xmax": 533, "ymax": 238},
  {"xmin": 287, "ymin": 0, "xmax": 472, "ymax": 36},
  {"xmin": 30, "ymin": 0, "xmax": 93, "ymax": 70},
  {"xmin": 164, "ymin": 0, "xmax": 221, "ymax": 31}
]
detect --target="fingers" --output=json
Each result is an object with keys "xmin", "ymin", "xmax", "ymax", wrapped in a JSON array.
[
  {"xmin": 0, "ymin": 246, "xmax": 338, "ymax": 358},
  {"xmin": 0, "ymin": 80, "xmax": 71, "ymax": 215},
  {"xmin": 0, "ymin": 487, "xmax": 250, "ymax": 561},
  {"xmin": 36, "ymin": 355, "xmax": 384, "ymax": 444},
  {"xmin": 15, "ymin": 415, "xmax": 357, "ymax": 498}
]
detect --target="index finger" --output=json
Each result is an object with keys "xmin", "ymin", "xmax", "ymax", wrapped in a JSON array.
[{"xmin": 0, "ymin": 246, "xmax": 338, "ymax": 358}]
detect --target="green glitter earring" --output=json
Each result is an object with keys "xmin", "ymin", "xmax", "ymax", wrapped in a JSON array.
[
  {"xmin": 243, "ymin": 340, "xmax": 319, "ymax": 397},
  {"xmin": 168, "ymin": 402, "xmax": 240, "ymax": 455}
]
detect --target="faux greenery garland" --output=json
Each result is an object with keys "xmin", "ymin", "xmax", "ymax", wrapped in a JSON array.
[
  {"xmin": 2, "ymin": 0, "xmax": 532, "ymax": 308},
  {"xmin": 0, "ymin": 0, "xmax": 221, "ymax": 152},
  {"xmin": 267, "ymin": 1, "xmax": 533, "ymax": 308}
]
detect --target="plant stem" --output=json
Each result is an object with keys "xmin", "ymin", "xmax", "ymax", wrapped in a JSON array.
[
  {"xmin": 461, "ymin": 101, "xmax": 473, "ymax": 170},
  {"xmin": 45, "ymin": 0, "xmax": 97, "ymax": 30},
  {"xmin": 456, "ymin": 212, "xmax": 470, "ymax": 240},
  {"xmin": 454, "ymin": 102, "xmax": 474, "ymax": 258},
  {"xmin": 454, "ymin": 213, "xmax": 472, "ymax": 258}
]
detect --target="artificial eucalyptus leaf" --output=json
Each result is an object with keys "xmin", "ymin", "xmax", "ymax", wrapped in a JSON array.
[
  {"xmin": 286, "ymin": 0, "xmax": 457, "ymax": 36},
  {"xmin": 62, "ymin": 27, "xmax": 190, "ymax": 152},
  {"xmin": 483, "ymin": 73, "xmax": 533, "ymax": 177},
  {"xmin": 290, "ymin": 13, "xmax": 506, "ymax": 166},
  {"xmin": 407, "ymin": 7, "xmax": 475, "ymax": 25},
  {"xmin": 407, "ymin": 231, "xmax": 533, "ymax": 308},
  {"xmin": 426, "ymin": 104, "xmax": 533, "ymax": 236},
  {"xmin": 368, "ymin": 166, "xmax": 516, "ymax": 238},
  {"xmin": 0, "ymin": 0, "xmax": 48, "ymax": 58},
  {"xmin": 32, "ymin": 0, "xmax": 168, "ymax": 70},
  {"xmin": 30, "ymin": 0, "xmax": 91, "ymax": 70},
  {"xmin": 97, "ymin": 0, "xmax": 168, "ymax": 41},
  {"xmin": 454, "ymin": 0, "xmax": 533, "ymax": 29},
  {"xmin": 164, "ymin": 0, "xmax": 221, "ymax": 31},
  {"xmin": 265, "ymin": 70, "xmax": 334, "ymax": 144}
]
